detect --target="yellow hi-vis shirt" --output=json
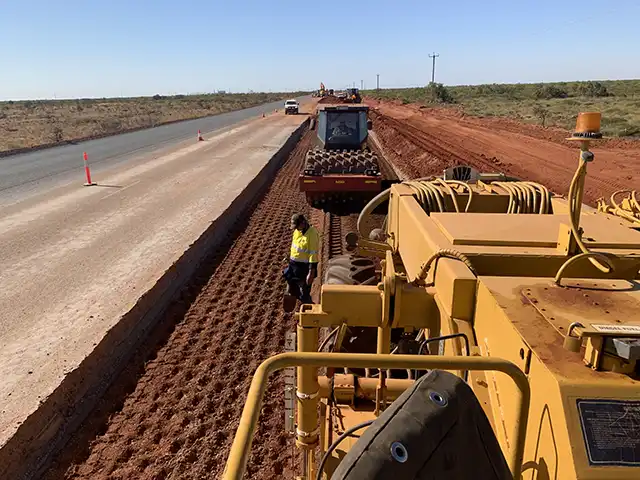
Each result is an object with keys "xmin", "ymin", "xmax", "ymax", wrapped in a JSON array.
[{"xmin": 290, "ymin": 226, "xmax": 320, "ymax": 263}]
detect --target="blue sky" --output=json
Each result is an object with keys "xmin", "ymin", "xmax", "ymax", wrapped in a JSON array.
[{"xmin": 1, "ymin": 0, "xmax": 639, "ymax": 100}]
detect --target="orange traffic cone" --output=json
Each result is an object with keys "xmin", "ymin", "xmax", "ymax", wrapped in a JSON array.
[
  {"xmin": 82, "ymin": 151, "xmax": 97, "ymax": 186},
  {"xmin": 197, "ymin": 130, "xmax": 204, "ymax": 141}
]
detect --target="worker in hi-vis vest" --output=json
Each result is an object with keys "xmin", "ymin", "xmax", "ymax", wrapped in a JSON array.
[{"xmin": 283, "ymin": 213, "xmax": 319, "ymax": 312}]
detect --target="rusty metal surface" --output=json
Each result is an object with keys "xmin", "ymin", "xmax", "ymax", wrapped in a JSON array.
[
  {"xmin": 482, "ymin": 276, "xmax": 640, "ymax": 381},
  {"xmin": 522, "ymin": 279, "xmax": 640, "ymax": 339}
]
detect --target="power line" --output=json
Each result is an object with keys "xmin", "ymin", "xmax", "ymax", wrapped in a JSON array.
[{"xmin": 428, "ymin": 52, "xmax": 439, "ymax": 84}]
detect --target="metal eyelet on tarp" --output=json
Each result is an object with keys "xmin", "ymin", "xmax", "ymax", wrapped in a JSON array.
[
  {"xmin": 429, "ymin": 390, "xmax": 448, "ymax": 407},
  {"xmin": 390, "ymin": 441, "xmax": 408, "ymax": 463}
]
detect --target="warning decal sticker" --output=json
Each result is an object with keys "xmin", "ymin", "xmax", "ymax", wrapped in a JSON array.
[{"xmin": 577, "ymin": 399, "xmax": 640, "ymax": 467}]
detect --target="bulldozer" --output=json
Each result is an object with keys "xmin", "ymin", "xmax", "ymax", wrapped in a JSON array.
[
  {"xmin": 300, "ymin": 104, "xmax": 383, "ymax": 211},
  {"xmin": 344, "ymin": 88, "xmax": 362, "ymax": 103},
  {"xmin": 223, "ymin": 112, "xmax": 640, "ymax": 480}
]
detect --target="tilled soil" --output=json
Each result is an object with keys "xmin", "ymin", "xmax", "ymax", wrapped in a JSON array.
[
  {"xmin": 47, "ymin": 130, "xmax": 316, "ymax": 480},
  {"xmin": 368, "ymin": 99, "xmax": 640, "ymax": 205}
]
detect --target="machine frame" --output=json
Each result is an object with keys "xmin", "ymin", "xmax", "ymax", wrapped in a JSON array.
[{"xmin": 223, "ymin": 113, "xmax": 640, "ymax": 480}]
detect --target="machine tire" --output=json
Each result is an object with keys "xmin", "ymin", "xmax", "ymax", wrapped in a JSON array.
[
  {"xmin": 322, "ymin": 255, "xmax": 380, "ymax": 376},
  {"xmin": 322, "ymin": 255, "xmax": 406, "ymax": 378},
  {"xmin": 324, "ymin": 255, "xmax": 378, "ymax": 286}
]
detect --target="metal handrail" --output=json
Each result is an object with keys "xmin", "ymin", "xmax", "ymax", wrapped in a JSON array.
[{"xmin": 222, "ymin": 353, "xmax": 530, "ymax": 480}]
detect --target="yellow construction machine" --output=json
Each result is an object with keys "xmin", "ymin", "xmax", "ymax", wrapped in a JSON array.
[
  {"xmin": 597, "ymin": 190, "xmax": 640, "ymax": 227},
  {"xmin": 223, "ymin": 112, "xmax": 640, "ymax": 480}
]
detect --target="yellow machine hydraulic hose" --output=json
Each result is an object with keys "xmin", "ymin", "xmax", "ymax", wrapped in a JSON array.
[{"xmin": 555, "ymin": 148, "xmax": 615, "ymax": 284}]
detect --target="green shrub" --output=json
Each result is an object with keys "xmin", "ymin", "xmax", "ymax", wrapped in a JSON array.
[
  {"xmin": 532, "ymin": 104, "xmax": 549, "ymax": 126},
  {"xmin": 98, "ymin": 118, "xmax": 122, "ymax": 133},
  {"xmin": 426, "ymin": 82, "xmax": 455, "ymax": 103},
  {"xmin": 533, "ymin": 84, "xmax": 568, "ymax": 100},
  {"xmin": 51, "ymin": 125, "xmax": 64, "ymax": 142},
  {"xmin": 574, "ymin": 81, "xmax": 609, "ymax": 97}
]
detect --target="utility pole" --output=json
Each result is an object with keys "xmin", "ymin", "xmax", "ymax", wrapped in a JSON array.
[
  {"xmin": 376, "ymin": 74, "xmax": 380, "ymax": 91},
  {"xmin": 429, "ymin": 52, "xmax": 439, "ymax": 84},
  {"xmin": 360, "ymin": 80, "xmax": 363, "ymax": 90}
]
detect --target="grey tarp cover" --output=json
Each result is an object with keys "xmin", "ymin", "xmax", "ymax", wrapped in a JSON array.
[{"xmin": 330, "ymin": 370, "xmax": 511, "ymax": 480}]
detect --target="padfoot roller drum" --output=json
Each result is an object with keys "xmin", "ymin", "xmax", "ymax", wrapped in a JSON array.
[{"xmin": 300, "ymin": 105, "xmax": 383, "ymax": 211}]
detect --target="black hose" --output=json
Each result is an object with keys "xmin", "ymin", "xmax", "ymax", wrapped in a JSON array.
[
  {"xmin": 418, "ymin": 333, "xmax": 470, "ymax": 357},
  {"xmin": 417, "ymin": 333, "xmax": 471, "ymax": 382},
  {"xmin": 316, "ymin": 420, "xmax": 375, "ymax": 480}
]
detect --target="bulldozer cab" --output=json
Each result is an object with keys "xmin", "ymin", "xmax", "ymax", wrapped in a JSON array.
[{"xmin": 317, "ymin": 105, "xmax": 370, "ymax": 150}]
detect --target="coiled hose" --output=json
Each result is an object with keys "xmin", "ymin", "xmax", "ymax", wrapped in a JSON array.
[
  {"xmin": 358, "ymin": 178, "xmax": 549, "ymax": 239},
  {"xmin": 359, "ymin": 176, "xmax": 553, "ymax": 238},
  {"xmin": 403, "ymin": 178, "xmax": 474, "ymax": 214},
  {"xmin": 492, "ymin": 181, "xmax": 551, "ymax": 214}
]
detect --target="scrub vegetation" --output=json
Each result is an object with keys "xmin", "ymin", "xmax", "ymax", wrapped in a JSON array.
[
  {"xmin": 366, "ymin": 80, "xmax": 640, "ymax": 137},
  {"xmin": 0, "ymin": 91, "xmax": 306, "ymax": 153}
]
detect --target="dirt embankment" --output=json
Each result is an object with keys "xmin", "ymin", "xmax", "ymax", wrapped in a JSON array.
[
  {"xmin": 317, "ymin": 96, "xmax": 345, "ymax": 105},
  {"xmin": 367, "ymin": 98, "xmax": 640, "ymax": 205}
]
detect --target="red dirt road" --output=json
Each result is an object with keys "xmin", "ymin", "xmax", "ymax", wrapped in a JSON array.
[{"xmin": 368, "ymin": 99, "xmax": 640, "ymax": 205}]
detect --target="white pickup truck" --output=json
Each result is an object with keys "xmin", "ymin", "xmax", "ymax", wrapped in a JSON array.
[{"xmin": 284, "ymin": 99, "xmax": 299, "ymax": 115}]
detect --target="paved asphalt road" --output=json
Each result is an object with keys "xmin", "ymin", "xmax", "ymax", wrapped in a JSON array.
[{"xmin": 0, "ymin": 95, "xmax": 309, "ymax": 202}]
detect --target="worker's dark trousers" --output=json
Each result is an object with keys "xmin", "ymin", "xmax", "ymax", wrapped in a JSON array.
[{"xmin": 283, "ymin": 260, "xmax": 313, "ymax": 304}]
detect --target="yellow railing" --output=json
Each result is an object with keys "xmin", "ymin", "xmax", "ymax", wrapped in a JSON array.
[{"xmin": 222, "ymin": 353, "xmax": 530, "ymax": 480}]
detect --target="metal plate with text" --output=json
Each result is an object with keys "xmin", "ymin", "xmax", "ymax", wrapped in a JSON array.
[{"xmin": 577, "ymin": 399, "xmax": 640, "ymax": 467}]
